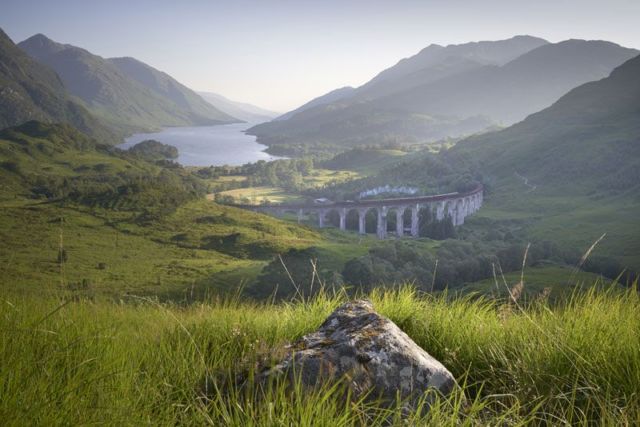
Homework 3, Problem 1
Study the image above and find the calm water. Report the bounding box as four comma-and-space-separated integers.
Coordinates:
119, 123, 283, 166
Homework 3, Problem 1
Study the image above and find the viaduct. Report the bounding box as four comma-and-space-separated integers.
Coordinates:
233, 184, 483, 239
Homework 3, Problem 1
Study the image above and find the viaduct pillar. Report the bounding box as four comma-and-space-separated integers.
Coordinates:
447, 203, 456, 226
436, 201, 445, 221
377, 207, 387, 239
396, 208, 405, 237
410, 205, 419, 237
339, 208, 347, 231
358, 209, 367, 235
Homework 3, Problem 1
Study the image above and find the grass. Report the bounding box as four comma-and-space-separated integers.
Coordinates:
209, 168, 359, 205
215, 186, 303, 204
0, 198, 320, 297
460, 265, 611, 300
481, 176, 640, 271
1, 285, 638, 425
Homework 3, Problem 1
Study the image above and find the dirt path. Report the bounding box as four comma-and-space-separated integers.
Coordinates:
514, 171, 537, 193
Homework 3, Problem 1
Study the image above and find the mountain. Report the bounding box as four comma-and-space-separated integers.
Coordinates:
455, 53, 640, 189
457, 54, 640, 270
109, 57, 239, 124
275, 36, 547, 122
18, 34, 238, 134
275, 86, 356, 121
198, 91, 278, 123
269, 36, 547, 123
384, 39, 639, 125
249, 38, 638, 153
353, 54, 640, 270
0, 28, 117, 142
355, 35, 549, 100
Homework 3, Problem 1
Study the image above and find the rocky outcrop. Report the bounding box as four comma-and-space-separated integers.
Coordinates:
261, 300, 457, 411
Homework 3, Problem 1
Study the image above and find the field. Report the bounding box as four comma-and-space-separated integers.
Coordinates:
0, 198, 320, 298
210, 169, 359, 205
1, 286, 638, 425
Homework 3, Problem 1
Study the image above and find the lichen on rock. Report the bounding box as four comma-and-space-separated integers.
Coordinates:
260, 299, 457, 411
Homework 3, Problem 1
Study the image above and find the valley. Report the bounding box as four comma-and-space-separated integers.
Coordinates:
0, 4, 639, 423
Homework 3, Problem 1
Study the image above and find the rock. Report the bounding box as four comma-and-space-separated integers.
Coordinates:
261, 299, 457, 411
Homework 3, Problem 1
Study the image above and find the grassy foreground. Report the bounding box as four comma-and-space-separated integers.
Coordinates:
1, 286, 639, 425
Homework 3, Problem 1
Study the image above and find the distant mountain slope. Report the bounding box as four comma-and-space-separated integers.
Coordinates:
386, 39, 639, 124
356, 35, 549, 101
271, 36, 547, 123
198, 91, 278, 123
0, 28, 116, 142
109, 57, 237, 123
455, 53, 640, 189
18, 34, 238, 134
275, 86, 356, 121
358, 53, 640, 194
249, 38, 638, 152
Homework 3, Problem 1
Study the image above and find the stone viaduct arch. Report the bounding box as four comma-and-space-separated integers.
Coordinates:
232, 185, 483, 240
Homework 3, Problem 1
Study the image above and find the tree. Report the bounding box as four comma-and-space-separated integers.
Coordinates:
342, 258, 374, 289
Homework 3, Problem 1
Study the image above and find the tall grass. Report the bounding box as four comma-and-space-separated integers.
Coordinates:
1, 285, 639, 425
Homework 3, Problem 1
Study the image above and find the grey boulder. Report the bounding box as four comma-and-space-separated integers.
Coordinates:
262, 299, 457, 410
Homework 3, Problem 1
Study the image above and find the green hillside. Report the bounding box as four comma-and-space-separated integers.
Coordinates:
454, 54, 640, 270
18, 34, 238, 135
456, 54, 640, 187
0, 29, 117, 142
0, 122, 319, 297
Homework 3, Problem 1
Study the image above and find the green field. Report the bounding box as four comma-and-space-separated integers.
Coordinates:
0, 198, 320, 298
211, 168, 359, 205
215, 186, 303, 204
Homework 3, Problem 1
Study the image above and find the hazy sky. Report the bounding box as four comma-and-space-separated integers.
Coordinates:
2, 0, 639, 111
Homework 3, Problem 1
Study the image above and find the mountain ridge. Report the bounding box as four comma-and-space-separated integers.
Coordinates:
0, 28, 118, 142
249, 37, 638, 151
18, 34, 239, 134
198, 91, 278, 123
274, 86, 356, 121
453, 52, 640, 187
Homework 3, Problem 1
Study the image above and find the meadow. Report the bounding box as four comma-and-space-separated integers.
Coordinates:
0, 198, 320, 298
1, 285, 638, 425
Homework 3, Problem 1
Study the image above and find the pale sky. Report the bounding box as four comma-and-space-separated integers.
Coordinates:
2, 0, 639, 112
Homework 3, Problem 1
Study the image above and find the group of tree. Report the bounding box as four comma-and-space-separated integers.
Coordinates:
198, 158, 315, 192
126, 139, 178, 161
0, 122, 206, 218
